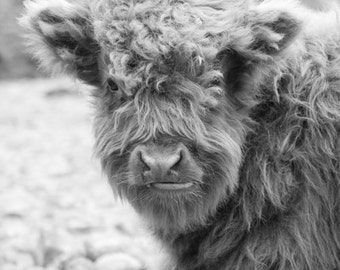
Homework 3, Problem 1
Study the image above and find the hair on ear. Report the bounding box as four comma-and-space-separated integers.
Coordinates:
217, 49, 263, 110
216, 8, 301, 111
217, 49, 254, 93
20, 0, 101, 85
250, 11, 301, 55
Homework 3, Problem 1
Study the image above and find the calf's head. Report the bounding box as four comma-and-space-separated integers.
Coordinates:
21, 0, 300, 234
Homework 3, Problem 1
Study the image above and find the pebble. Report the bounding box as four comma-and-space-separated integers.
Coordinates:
0, 250, 35, 269
95, 253, 143, 270
85, 234, 132, 259
62, 257, 95, 270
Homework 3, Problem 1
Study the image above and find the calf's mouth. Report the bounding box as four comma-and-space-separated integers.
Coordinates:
146, 181, 195, 191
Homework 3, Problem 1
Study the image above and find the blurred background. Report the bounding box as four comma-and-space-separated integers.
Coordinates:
0, 0, 38, 79
0, 1, 160, 270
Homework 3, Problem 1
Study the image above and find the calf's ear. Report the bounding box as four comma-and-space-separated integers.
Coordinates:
218, 11, 301, 109
20, 0, 101, 85
249, 10, 301, 56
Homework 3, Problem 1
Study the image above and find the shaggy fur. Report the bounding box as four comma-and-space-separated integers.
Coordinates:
21, 0, 340, 269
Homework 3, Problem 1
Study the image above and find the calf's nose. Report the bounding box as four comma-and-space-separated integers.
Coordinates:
141, 148, 182, 176
130, 144, 188, 182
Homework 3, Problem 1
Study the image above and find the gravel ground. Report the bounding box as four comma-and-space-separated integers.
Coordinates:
0, 78, 164, 270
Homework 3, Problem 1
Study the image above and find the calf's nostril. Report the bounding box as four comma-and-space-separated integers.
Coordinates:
138, 151, 151, 171
169, 150, 183, 171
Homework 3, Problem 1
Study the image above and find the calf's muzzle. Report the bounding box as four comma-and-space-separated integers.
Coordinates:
129, 143, 202, 190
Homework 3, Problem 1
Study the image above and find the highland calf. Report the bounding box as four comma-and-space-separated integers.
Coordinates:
21, 0, 340, 269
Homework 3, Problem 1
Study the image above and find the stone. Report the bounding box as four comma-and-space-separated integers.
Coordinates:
63, 257, 95, 270
95, 253, 143, 270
